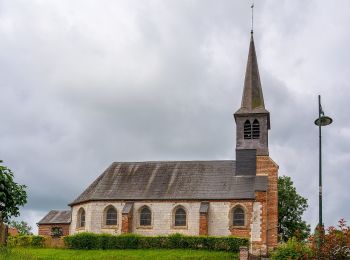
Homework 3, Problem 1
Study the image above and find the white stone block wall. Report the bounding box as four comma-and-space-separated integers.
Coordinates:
70, 201, 258, 238
250, 202, 262, 242
207, 202, 231, 236
132, 202, 200, 236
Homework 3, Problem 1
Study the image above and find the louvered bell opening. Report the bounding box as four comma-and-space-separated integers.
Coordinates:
252, 119, 260, 139
244, 120, 252, 139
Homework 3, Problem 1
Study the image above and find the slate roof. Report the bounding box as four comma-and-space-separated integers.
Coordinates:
37, 210, 71, 224
235, 32, 268, 115
69, 160, 268, 206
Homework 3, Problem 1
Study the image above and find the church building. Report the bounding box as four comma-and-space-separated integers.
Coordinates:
38, 31, 279, 252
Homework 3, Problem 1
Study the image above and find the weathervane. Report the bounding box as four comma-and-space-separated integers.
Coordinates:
251, 2, 254, 33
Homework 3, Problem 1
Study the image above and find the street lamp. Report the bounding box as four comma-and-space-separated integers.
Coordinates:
314, 95, 333, 250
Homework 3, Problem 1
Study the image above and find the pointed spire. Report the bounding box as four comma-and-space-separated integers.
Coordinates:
235, 32, 268, 115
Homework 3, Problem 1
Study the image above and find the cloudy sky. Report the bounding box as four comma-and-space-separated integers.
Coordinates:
1, 0, 349, 233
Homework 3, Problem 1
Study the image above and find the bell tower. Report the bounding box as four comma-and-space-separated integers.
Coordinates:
234, 32, 270, 156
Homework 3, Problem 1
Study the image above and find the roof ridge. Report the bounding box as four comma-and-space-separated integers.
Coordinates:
111, 160, 235, 164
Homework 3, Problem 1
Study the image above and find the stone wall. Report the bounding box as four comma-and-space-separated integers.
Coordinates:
70, 200, 262, 238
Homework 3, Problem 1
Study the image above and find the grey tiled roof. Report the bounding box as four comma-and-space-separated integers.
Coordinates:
37, 210, 71, 224
69, 160, 268, 206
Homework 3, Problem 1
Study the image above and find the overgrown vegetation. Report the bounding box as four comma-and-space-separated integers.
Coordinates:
9, 220, 32, 235
271, 219, 350, 259
64, 233, 248, 252
309, 219, 350, 259
7, 235, 45, 248
270, 237, 313, 259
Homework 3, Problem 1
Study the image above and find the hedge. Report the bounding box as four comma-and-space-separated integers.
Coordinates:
7, 235, 45, 248
63, 233, 248, 252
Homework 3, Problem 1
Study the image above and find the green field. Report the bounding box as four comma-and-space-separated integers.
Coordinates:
0, 248, 238, 259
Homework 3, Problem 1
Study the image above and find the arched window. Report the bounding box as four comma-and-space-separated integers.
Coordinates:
174, 207, 187, 227
233, 206, 245, 226
140, 206, 152, 226
77, 208, 85, 228
105, 206, 118, 225
252, 119, 260, 139
244, 120, 252, 139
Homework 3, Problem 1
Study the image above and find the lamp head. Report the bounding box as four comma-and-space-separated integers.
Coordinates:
315, 115, 333, 126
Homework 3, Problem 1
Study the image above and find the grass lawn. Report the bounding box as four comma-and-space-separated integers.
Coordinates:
0, 248, 238, 259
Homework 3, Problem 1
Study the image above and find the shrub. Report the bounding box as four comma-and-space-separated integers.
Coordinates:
7, 236, 17, 247
98, 233, 114, 249
16, 235, 32, 247
7, 235, 45, 248
63, 232, 248, 252
114, 234, 140, 249
64, 232, 99, 249
270, 237, 313, 260
309, 219, 350, 259
30, 236, 45, 247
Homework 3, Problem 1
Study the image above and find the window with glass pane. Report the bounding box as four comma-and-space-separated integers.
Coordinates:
140, 207, 151, 226
233, 207, 245, 226
175, 208, 186, 226
106, 207, 117, 225
80, 210, 85, 227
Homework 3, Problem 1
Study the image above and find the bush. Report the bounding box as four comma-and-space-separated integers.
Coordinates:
7, 235, 45, 248
270, 237, 313, 260
309, 219, 350, 259
30, 236, 45, 247
64, 232, 99, 249
63, 232, 248, 252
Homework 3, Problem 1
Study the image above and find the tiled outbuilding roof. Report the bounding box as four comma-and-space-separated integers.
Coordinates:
37, 210, 71, 224
69, 160, 268, 206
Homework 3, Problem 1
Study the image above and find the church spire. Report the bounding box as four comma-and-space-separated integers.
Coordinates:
234, 31, 270, 156
235, 32, 268, 115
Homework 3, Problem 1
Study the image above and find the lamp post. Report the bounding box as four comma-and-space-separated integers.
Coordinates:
314, 95, 333, 251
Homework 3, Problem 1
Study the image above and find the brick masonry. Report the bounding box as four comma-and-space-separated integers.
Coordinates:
121, 213, 132, 234
68, 157, 279, 253
38, 224, 70, 237
199, 213, 208, 235
256, 156, 279, 250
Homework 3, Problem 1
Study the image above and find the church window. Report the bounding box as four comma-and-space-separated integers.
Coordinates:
244, 120, 252, 139
140, 206, 152, 226
252, 119, 260, 139
233, 206, 245, 226
174, 207, 187, 227
105, 206, 118, 225
77, 208, 85, 228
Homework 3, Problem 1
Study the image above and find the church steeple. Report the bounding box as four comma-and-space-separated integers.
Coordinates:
234, 32, 270, 156
236, 32, 268, 116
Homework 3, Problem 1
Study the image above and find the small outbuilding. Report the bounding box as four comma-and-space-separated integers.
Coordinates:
37, 210, 71, 237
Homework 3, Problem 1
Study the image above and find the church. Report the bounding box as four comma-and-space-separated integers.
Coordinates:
38, 31, 279, 253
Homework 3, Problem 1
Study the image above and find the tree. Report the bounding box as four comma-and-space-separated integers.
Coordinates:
9, 220, 32, 235
278, 175, 310, 241
0, 160, 27, 223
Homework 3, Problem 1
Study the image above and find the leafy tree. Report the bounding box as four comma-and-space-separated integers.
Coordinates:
9, 220, 32, 235
278, 175, 310, 241
0, 160, 27, 223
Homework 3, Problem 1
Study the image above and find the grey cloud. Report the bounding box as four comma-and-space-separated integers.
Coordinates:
0, 0, 349, 233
